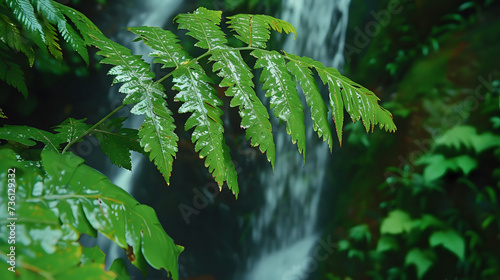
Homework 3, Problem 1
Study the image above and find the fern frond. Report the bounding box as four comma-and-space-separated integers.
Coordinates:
252, 49, 306, 157
286, 54, 333, 151
5, 0, 45, 48
227, 14, 296, 48
0, 55, 29, 98
54, 118, 91, 145
129, 25, 239, 194
128, 26, 190, 69
173, 65, 239, 196
33, 0, 88, 63
54, 2, 99, 45
39, 16, 62, 60
210, 48, 275, 168
88, 29, 178, 185
134, 84, 178, 185
285, 54, 397, 145
174, 7, 227, 50
0, 7, 35, 66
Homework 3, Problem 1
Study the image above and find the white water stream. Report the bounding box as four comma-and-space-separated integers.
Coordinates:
242, 0, 350, 279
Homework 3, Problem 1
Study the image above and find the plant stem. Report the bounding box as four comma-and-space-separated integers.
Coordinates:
155, 47, 259, 84
61, 104, 126, 154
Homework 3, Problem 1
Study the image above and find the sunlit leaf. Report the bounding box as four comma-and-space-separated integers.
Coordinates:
429, 230, 465, 260
405, 248, 435, 279
376, 235, 399, 252
380, 209, 412, 234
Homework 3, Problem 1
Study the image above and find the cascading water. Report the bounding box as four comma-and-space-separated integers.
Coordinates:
241, 0, 350, 279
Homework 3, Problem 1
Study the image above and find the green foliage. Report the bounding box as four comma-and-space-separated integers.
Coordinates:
0, 148, 182, 279
327, 120, 500, 279
227, 13, 296, 49
0, 2, 397, 279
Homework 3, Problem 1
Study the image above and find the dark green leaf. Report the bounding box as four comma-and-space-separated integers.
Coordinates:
405, 248, 435, 279
429, 230, 465, 260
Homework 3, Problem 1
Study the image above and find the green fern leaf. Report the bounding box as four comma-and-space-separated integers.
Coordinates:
0, 8, 35, 66
136, 94, 179, 185
227, 14, 296, 48
210, 48, 275, 168
173, 65, 239, 196
286, 53, 333, 151
174, 7, 227, 50
5, 0, 45, 48
0, 108, 5, 118
252, 49, 306, 157
89, 29, 178, 185
40, 16, 62, 60
33, 0, 88, 63
286, 54, 396, 144
127, 26, 190, 69
0, 56, 29, 98
54, 118, 91, 145
129, 25, 238, 193
54, 2, 100, 45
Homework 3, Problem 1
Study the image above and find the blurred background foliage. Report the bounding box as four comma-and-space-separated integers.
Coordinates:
324, 0, 500, 279
1, 0, 499, 279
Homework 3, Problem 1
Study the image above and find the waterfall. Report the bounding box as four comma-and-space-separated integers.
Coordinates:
241, 0, 351, 279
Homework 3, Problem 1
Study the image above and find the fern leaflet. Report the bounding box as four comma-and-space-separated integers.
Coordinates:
129, 25, 239, 195
88, 29, 178, 185
5, 0, 45, 48
174, 7, 227, 50
0, 4, 35, 66
128, 26, 190, 69
210, 48, 276, 168
173, 65, 239, 196
285, 54, 396, 145
0, 55, 29, 98
227, 14, 297, 48
39, 16, 62, 60
34, 0, 89, 63
286, 54, 333, 151
253, 49, 306, 157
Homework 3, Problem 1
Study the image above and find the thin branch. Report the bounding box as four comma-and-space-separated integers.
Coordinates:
61, 104, 126, 154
